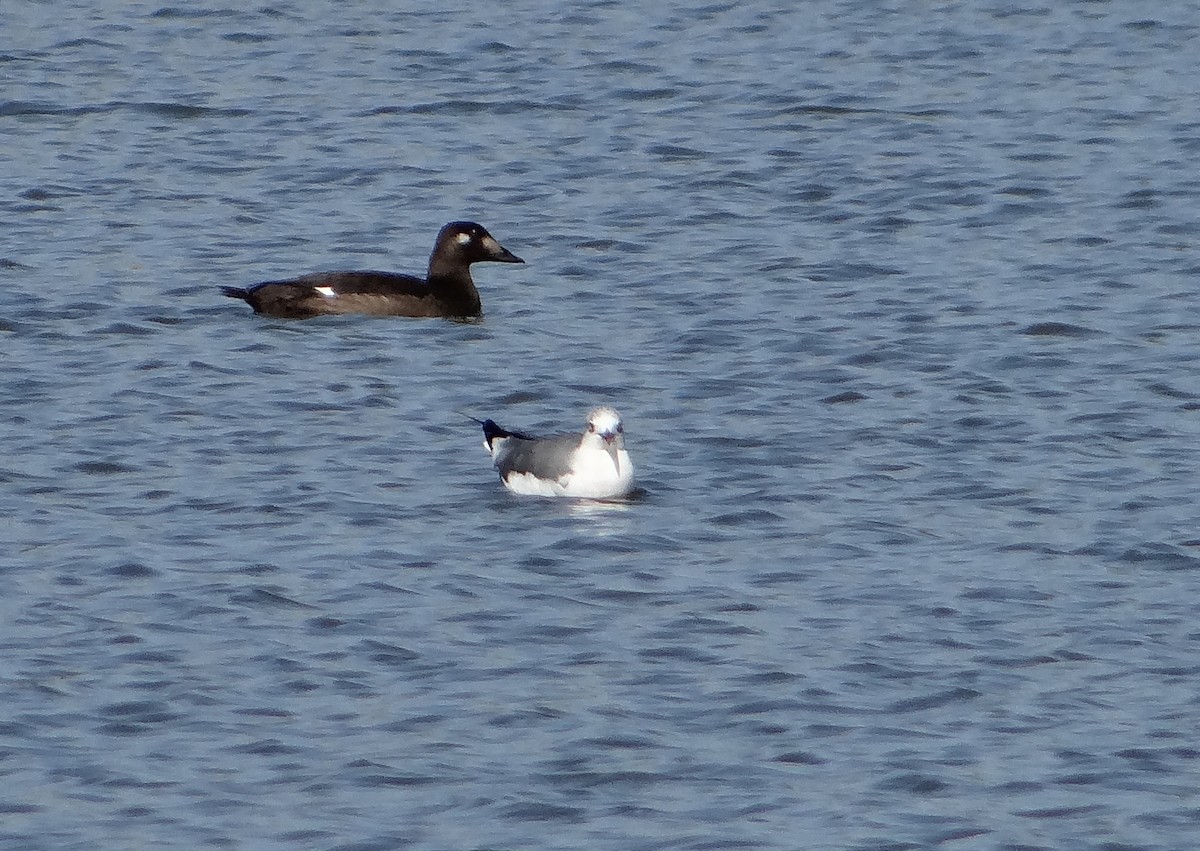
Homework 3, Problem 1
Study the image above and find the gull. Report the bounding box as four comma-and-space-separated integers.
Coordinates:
473, 407, 635, 499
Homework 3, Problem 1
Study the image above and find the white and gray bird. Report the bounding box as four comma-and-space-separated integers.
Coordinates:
475, 407, 635, 499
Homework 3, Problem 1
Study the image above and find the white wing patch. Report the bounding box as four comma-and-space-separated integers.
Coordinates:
314, 286, 337, 298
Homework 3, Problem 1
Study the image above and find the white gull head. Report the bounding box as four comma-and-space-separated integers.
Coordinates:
583, 407, 624, 446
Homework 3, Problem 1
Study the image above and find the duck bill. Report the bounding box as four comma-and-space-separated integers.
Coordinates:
483, 236, 524, 264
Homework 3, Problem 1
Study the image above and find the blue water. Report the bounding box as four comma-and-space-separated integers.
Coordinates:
4, 1, 1200, 848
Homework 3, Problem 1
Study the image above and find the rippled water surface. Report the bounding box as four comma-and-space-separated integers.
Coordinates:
5, 1, 1200, 849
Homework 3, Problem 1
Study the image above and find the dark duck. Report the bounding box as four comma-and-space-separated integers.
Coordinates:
221, 221, 524, 319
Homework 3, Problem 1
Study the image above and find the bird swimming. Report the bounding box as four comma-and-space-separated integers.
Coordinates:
473, 407, 635, 499
221, 221, 524, 319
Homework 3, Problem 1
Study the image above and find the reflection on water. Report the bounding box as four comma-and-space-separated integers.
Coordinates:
565, 494, 637, 532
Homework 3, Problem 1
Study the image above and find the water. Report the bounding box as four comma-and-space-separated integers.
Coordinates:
4, 1, 1200, 848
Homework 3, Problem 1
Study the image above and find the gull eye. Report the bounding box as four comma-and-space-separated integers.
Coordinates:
616, 424, 623, 433
588, 423, 596, 432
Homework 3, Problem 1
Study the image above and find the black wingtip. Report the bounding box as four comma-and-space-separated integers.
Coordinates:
482, 418, 530, 451
481, 418, 508, 442
459, 411, 508, 449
